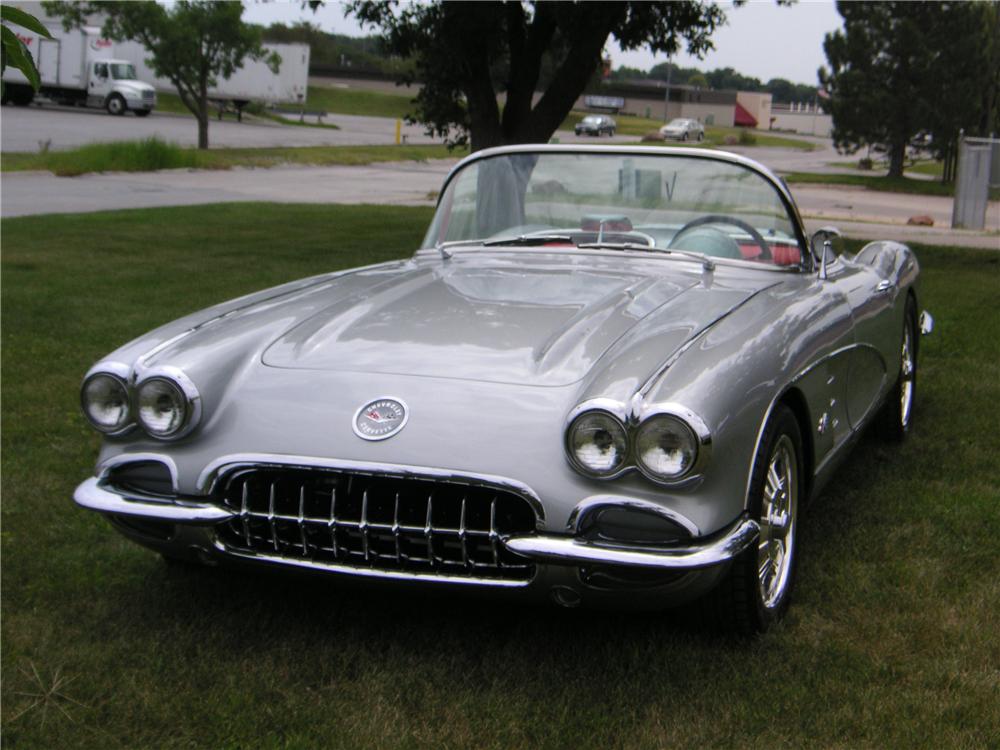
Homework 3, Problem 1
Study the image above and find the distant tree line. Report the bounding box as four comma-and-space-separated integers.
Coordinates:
262, 21, 415, 77
608, 63, 819, 104
262, 19, 813, 104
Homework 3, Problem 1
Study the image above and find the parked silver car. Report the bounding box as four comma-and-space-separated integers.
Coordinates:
575, 114, 616, 137
660, 118, 705, 141
75, 146, 931, 632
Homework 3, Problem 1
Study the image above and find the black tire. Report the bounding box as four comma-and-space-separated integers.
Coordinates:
682, 132, 689, 141
697, 132, 704, 142
702, 403, 803, 634
106, 93, 126, 116
134, 109, 151, 117
9, 85, 34, 106
876, 299, 918, 442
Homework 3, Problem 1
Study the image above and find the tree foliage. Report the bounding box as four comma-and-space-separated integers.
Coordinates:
346, 1, 726, 151
43, 1, 277, 148
820, 1, 999, 179
1, 5, 53, 92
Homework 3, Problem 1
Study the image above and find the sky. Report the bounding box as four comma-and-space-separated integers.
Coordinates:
241, 0, 844, 87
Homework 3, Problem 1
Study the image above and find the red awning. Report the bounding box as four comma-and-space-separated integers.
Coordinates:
734, 101, 757, 127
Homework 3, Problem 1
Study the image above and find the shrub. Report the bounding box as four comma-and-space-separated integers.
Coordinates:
738, 128, 757, 146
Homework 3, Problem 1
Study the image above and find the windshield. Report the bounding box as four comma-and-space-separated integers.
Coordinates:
666, 119, 689, 128
582, 116, 601, 124
422, 150, 804, 267
110, 63, 137, 80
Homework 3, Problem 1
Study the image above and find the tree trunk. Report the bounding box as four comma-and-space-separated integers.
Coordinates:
887, 140, 906, 178
197, 109, 209, 149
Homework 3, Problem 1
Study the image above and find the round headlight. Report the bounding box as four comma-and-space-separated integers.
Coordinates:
137, 377, 189, 438
81, 373, 131, 434
567, 411, 629, 476
635, 415, 698, 480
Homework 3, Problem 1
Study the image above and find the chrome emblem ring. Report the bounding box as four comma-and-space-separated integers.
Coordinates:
353, 397, 408, 441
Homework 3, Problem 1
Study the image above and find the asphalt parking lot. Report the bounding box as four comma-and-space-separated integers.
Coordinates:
0, 101, 637, 152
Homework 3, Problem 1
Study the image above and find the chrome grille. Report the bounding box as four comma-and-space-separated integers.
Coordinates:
215, 468, 537, 581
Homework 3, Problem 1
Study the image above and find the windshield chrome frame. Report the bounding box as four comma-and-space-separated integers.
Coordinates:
428, 144, 813, 273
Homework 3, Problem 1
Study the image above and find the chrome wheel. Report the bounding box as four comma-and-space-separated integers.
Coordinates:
899, 323, 914, 429
758, 434, 798, 609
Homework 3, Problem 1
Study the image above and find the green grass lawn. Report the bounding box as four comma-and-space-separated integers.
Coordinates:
305, 84, 416, 119
2, 204, 999, 747
1, 139, 465, 176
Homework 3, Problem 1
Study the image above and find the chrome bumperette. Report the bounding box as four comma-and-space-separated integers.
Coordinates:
505, 514, 758, 571
73, 477, 234, 524
919, 310, 934, 336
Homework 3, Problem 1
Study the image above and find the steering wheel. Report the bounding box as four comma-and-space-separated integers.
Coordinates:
670, 215, 772, 260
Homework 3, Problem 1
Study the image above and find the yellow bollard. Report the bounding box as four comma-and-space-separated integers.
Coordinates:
395, 119, 401, 145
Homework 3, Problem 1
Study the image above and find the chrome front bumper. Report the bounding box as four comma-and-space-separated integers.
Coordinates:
74, 477, 758, 573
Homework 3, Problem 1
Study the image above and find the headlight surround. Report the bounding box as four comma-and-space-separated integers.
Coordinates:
634, 414, 699, 481
566, 410, 629, 477
136, 377, 190, 438
81, 372, 132, 434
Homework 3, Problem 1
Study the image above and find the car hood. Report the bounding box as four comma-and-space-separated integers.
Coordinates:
258, 254, 768, 387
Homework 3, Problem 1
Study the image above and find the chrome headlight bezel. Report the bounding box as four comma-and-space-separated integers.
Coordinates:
565, 404, 631, 479
80, 365, 134, 436
634, 414, 699, 482
134, 367, 202, 440
564, 400, 712, 487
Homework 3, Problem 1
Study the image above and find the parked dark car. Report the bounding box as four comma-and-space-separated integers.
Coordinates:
575, 115, 616, 137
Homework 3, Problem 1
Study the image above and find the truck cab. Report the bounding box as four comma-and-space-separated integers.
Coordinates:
88, 59, 157, 116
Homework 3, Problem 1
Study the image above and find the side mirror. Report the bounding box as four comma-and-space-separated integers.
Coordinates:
810, 226, 842, 280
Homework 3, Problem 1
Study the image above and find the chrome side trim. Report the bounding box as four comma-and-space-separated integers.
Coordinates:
919, 310, 934, 336
567, 496, 701, 537
73, 477, 234, 524
211, 540, 531, 588
505, 514, 758, 570
195, 453, 546, 528
97, 452, 180, 493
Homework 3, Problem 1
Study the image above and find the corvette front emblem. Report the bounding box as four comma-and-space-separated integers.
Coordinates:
353, 398, 408, 441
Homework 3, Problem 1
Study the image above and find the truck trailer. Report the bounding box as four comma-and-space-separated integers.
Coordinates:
117, 41, 310, 115
1, 24, 157, 115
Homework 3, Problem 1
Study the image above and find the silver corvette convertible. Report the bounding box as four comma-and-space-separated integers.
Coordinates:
75, 146, 932, 632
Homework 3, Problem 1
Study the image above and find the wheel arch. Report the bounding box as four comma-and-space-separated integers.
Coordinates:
777, 386, 815, 502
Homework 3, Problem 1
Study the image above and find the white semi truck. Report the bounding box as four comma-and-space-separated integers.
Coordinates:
1, 24, 157, 115
117, 41, 310, 117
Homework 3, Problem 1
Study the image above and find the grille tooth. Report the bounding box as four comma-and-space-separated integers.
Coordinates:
216, 468, 536, 582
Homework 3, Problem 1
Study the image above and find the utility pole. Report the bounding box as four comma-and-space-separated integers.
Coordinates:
663, 58, 672, 122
